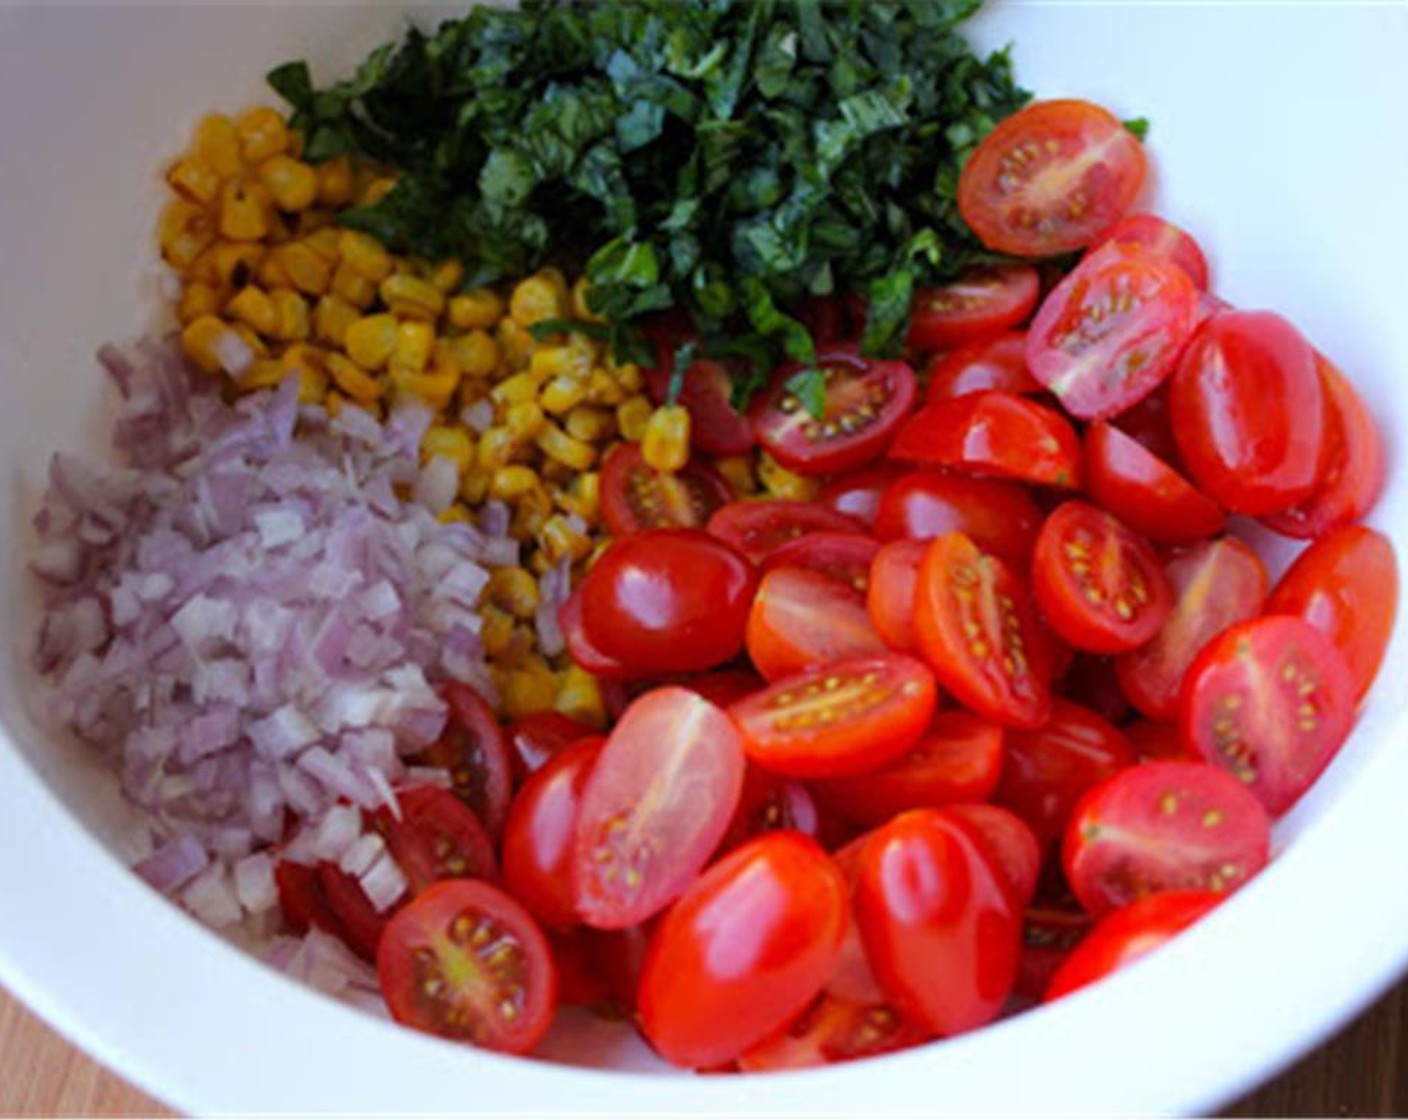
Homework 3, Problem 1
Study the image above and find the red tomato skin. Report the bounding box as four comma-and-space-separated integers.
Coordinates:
506, 712, 597, 786
275, 859, 350, 941
746, 566, 887, 682
737, 993, 928, 1071
1124, 719, 1195, 763
1180, 616, 1357, 816
420, 682, 513, 838
826, 835, 889, 1006
889, 391, 1083, 490
818, 464, 909, 529
1044, 890, 1222, 1002
502, 738, 605, 930
1084, 421, 1226, 545
907, 266, 1041, 351
1026, 241, 1199, 421
707, 499, 864, 565
315, 863, 388, 962
373, 784, 500, 892
1266, 525, 1398, 700
925, 331, 1042, 403
719, 765, 824, 854
599, 443, 734, 538
1097, 213, 1210, 289
1062, 760, 1271, 918
944, 803, 1042, 910
867, 538, 928, 653
637, 832, 849, 1068
643, 348, 756, 456
855, 809, 1021, 1036
958, 99, 1147, 257
761, 531, 880, 593
1015, 905, 1092, 1002
578, 528, 757, 676
681, 667, 766, 709
874, 470, 1044, 564
1170, 310, 1326, 515
559, 587, 632, 680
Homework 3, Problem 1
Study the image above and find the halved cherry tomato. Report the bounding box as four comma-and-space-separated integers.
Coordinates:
1057, 653, 1133, 727
817, 464, 908, 528
1261, 354, 1385, 539
377, 879, 557, 1054
373, 784, 500, 892
812, 711, 1004, 826
1266, 525, 1398, 701
729, 654, 937, 779
1015, 905, 1092, 1002
874, 470, 1043, 564
1032, 501, 1174, 654
502, 737, 605, 929
913, 532, 1053, 729
1115, 537, 1269, 721
638, 832, 848, 1068
1097, 213, 1210, 289
643, 346, 755, 456
889, 391, 1082, 490
761, 531, 879, 593
579, 921, 656, 1015
707, 499, 863, 565
1044, 890, 1222, 1002
924, 330, 1042, 403
907, 266, 1041, 351
316, 862, 389, 962
275, 859, 350, 941
958, 99, 1147, 257
827, 836, 888, 1006
416, 682, 512, 838
549, 927, 611, 1009
1124, 719, 1193, 763
867, 538, 927, 653
944, 803, 1042, 910
748, 345, 918, 476
505, 711, 597, 785
1181, 616, 1357, 816
737, 994, 929, 1071
558, 587, 630, 679
719, 764, 824, 853
1063, 760, 1271, 917
996, 698, 1135, 848
576, 528, 756, 676
572, 688, 745, 929
1084, 420, 1225, 545
599, 443, 733, 537
681, 667, 766, 709
1112, 381, 1182, 466
1170, 310, 1326, 515
855, 809, 1021, 1036
746, 567, 887, 682
1026, 241, 1198, 421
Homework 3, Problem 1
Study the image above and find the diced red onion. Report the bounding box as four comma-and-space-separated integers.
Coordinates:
181, 862, 242, 928
338, 832, 387, 879
415, 454, 460, 515
133, 833, 209, 895
359, 850, 409, 914
461, 398, 494, 434
232, 851, 277, 915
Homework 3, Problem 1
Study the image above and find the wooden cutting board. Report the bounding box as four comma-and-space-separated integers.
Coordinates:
2, 977, 1405, 1116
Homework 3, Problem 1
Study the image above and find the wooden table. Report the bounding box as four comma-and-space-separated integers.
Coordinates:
2, 977, 1406, 1116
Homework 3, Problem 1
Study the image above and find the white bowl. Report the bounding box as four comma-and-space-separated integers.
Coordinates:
2, 2, 1406, 1114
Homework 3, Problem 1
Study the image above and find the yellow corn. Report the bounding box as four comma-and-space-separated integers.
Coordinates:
390, 364, 458, 409
235, 106, 289, 164
491, 371, 541, 408
530, 345, 591, 383
344, 313, 398, 370
390, 320, 435, 376
338, 230, 393, 283
535, 422, 595, 472
158, 199, 216, 269
236, 358, 288, 392
611, 360, 645, 395
181, 315, 253, 376
460, 466, 492, 505
193, 114, 243, 178
207, 241, 264, 288
429, 259, 465, 293
297, 210, 338, 241
561, 472, 600, 523
255, 250, 290, 289
509, 270, 568, 328
422, 425, 475, 474
486, 567, 540, 620
587, 366, 628, 406
502, 658, 558, 720
448, 288, 505, 331
555, 665, 606, 729
325, 353, 383, 403
316, 157, 356, 207
488, 466, 540, 503
167, 157, 222, 208
276, 242, 331, 296
480, 606, 516, 659
539, 375, 587, 416
563, 404, 616, 443
380, 274, 445, 321
476, 428, 519, 472
258, 155, 318, 212
642, 404, 691, 472
177, 282, 225, 325
715, 454, 757, 496
312, 294, 359, 348
218, 179, 272, 241
439, 503, 473, 525
758, 451, 819, 502
511, 487, 554, 540
497, 318, 536, 371
450, 330, 501, 380
616, 395, 654, 442
540, 512, 593, 565
225, 286, 278, 336
504, 401, 546, 441
359, 176, 397, 206
329, 262, 378, 310
269, 288, 310, 341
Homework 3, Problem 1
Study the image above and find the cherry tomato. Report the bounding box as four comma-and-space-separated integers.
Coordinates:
1026, 241, 1198, 421
793, 294, 849, 345
415, 682, 512, 838
1058, 653, 1134, 727
1124, 719, 1193, 763
373, 784, 500, 892
748, 345, 918, 476
637, 832, 848, 1068
549, 927, 611, 1009
746, 566, 887, 682
913, 532, 1053, 729
736, 994, 929, 1071
377, 879, 557, 1054
707, 499, 863, 565
719, 765, 824, 853
890, 390, 1083, 490
1032, 500, 1174, 654
812, 711, 1004, 826
874, 469, 1043, 564
996, 698, 1136, 848
729, 654, 938, 779
906, 266, 1041, 351
1112, 381, 1182, 466
558, 587, 631, 679
959, 99, 1146, 257
1170, 310, 1326, 515
867, 538, 927, 653
944, 803, 1042, 910
924, 330, 1042, 403
573, 687, 745, 928
505, 711, 597, 785
1261, 354, 1385, 539
817, 464, 908, 529
274, 859, 350, 941
1097, 213, 1210, 289
577, 528, 756, 676
599, 442, 733, 537
643, 345, 755, 457
1084, 420, 1225, 545
827, 836, 888, 1006
1015, 905, 1092, 1002
1181, 616, 1357, 816
314, 862, 389, 962
502, 738, 605, 929
579, 922, 655, 1015
1266, 525, 1398, 700
855, 809, 1021, 1036
681, 666, 766, 709
1063, 761, 1271, 917
761, 531, 879, 593
1115, 537, 1269, 721
1044, 890, 1223, 1002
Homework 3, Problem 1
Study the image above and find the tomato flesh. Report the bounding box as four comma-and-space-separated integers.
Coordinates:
416, 682, 512, 838
746, 566, 887, 682
867, 538, 927, 653
925, 330, 1042, 403
737, 994, 928, 1071
907, 266, 1041, 351
599, 443, 733, 537
707, 499, 863, 565
373, 784, 500, 892
761, 531, 879, 593
1084, 420, 1225, 545
1097, 213, 1210, 289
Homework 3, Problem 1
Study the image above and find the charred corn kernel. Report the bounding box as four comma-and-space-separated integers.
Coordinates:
422, 425, 475, 474
325, 353, 383, 403
269, 288, 311, 341
540, 459, 575, 488
329, 262, 378, 309
360, 176, 397, 207
338, 230, 393, 283
391, 365, 458, 409
512, 488, 554, 540
159, 200, 216, 269
258, 155, 318, 212
234, 358, 287, 392
177, 282, 225, 325
345, 313, 398, 370
587, 366, 628, 406
540, 513, 593, 565
570, 276, 604, 323
277, 242, 331, 296
218, 179, 272, 241
225, 286, 278, 336
429, 259, 465, 293
235, 106, 289, 164
448, 288, 505, 331
316, 157, 356, 207
181, 315, 246, 375
480, 606, 515, 658
460, 466, 492, 505
758, 451, 819, 502
502, 660, 558, 720
380, 274, 445, 321
477, 427, 519, 471
451, 330, 501, 380
563, 472, 600, 522
312, 294, 359, 347
486, 567, 540, 620
209, 241, 264, 288
535, 422, 596, 472
166, 157, 221, 207
439, 503, 473, 525
509, 271, 568, 329
715, 454, 757, 496
193, 114, 242, 178
488, 466, 539, 502
504, 401, 546, 440
642, 404, 691, 473
491, 371, 541, 408
563, 404, 616, 443
255, 250, 290, 289
555, 665, 606, 729
497, 318, 536, 372
616, 395, 653, 441
390, 320, 436, 376
540, 375, 587, 416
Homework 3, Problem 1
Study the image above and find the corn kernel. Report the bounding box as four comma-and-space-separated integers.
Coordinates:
236, 358, 288, 393
177, 282, 226, 325
529, 346, 589, 385
225, 286, 278, 336
504, 401, 546, 441
259, 154, 318, 212
264, 209, 293, 246
489, 466, 540, 503
429, 259, 465, 293
540, 513, 593, 565
561, 472, 601, 523
193, 114, 242, 178
208, 241, 264, 288
509, 271, 568, 328
502, 660, 558, 720
276, 242, 331, 296
166, 157, 222, 208
563, 404, 616, 443
316, 157, 356, 207
759, 450, 819, 502
477, 428, 519, 471
330, 262, 378, 310
448, 288, 505, 331
338, 230, 393, 283
486, 568, 541, 620
391, 320, 435, 375
460, 466, 492, 505
218, 178, 271, 241
616, 395, 653, 442
422, 425, 475, 474
439, 503, 473, 525
641, 404, 691, 473
380, 274, 446, 321
269, 288, 311, 342
180, 315, 244, 376
235, 106, 289, 164
491, 371, 542, 408
540, 459, 575, 487
555, 665, 606, 729
390, 364, 458, 410
158, 199, 216, 269
359, 176, 398, 206
280, 345, 329, 402
587, 367, 628, 406
480, 606, 516, 658
255, 251, 290, 289
312, 294, 359, 348
570, 276, 604, 323
230, 321, 269, 360
325, 353, 383, 403
297, 210, 338, 240
612, 360, 644, 394
536, 422, 596, 472
538, 375, 587, 416
714, 454, 757, 496
511, 488, 554, 540
345, 313, 399, 370
497, 318, 536, 372
451, 330, 501, 380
